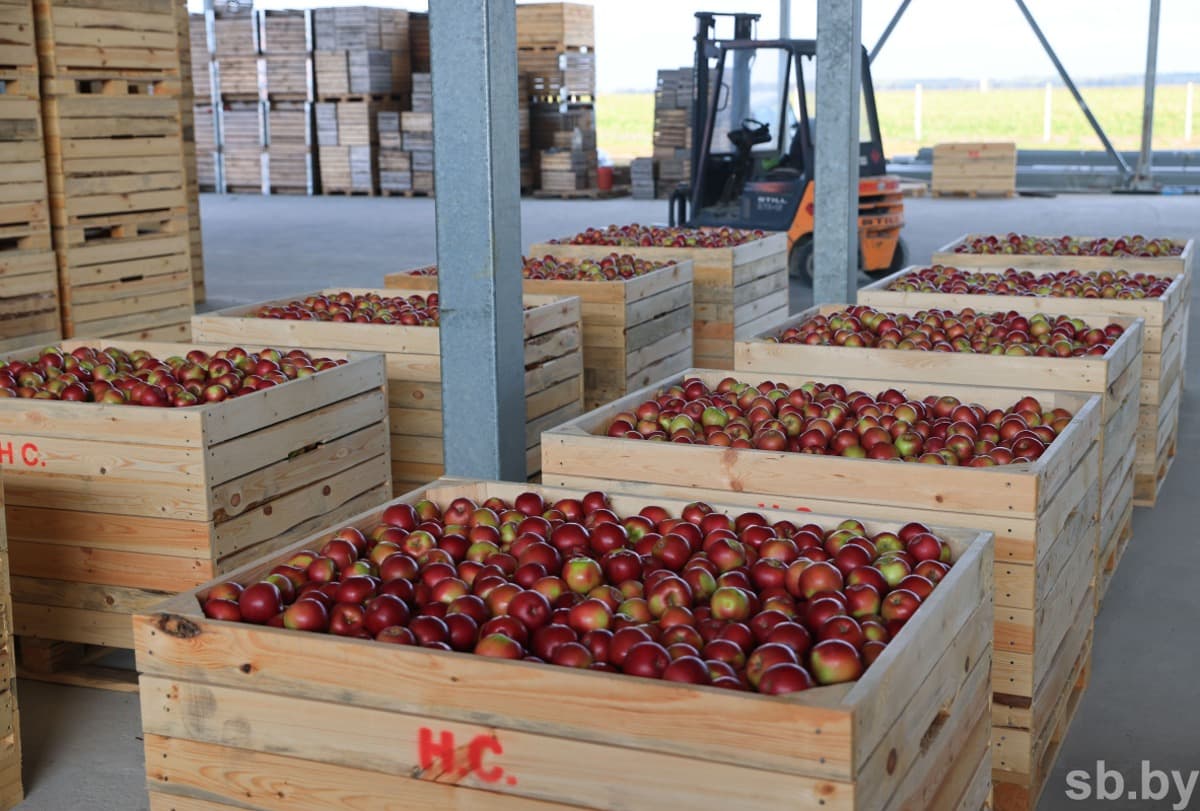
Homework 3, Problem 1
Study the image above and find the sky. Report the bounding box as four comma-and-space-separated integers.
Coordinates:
189, 0, 1200, 92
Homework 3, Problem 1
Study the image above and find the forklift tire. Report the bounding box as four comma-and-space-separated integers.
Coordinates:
789, 238, 815, 281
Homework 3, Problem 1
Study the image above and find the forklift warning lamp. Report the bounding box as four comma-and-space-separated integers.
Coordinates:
804, 202, 815, 216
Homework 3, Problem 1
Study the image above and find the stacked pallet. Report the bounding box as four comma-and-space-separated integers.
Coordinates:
399, 103, 432, 195
188, 14, 216, 190
631, 156, 657, 199
0, 0, 59, 352
221, 102, 264, 192
516, 2, 594, 100
261, 10, 313, 194
175, 0, 205, 304
314, 8, 411, 195
532, 102, 597, 193
377, 109, 409, 194
35, 0, 194, 341
932, 142, 1017, 198
653, 67, 694, 196
212, 6, 257, 98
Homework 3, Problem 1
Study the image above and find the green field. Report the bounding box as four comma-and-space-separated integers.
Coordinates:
597, 84, 1198, 162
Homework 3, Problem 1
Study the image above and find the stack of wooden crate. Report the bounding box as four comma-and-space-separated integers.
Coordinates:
931, 142, 1018, 198
35, 0, 194, 341
532, 102, 597, 194
516, 3, 594, 100
188, 14, 216, 191
0, 0, 59, 352
262, 10, 313, 194
377, 109, 409, 195
652, 67, 694, 196
175, 0, 206, 304
398, 95, 432, 196
212, 6, 262, 192
631, 156, 657, 199
314, 7, 411, 195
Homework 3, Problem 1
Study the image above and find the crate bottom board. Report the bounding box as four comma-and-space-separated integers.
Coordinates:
1133, 422, 1178, 507
988, 628, 1094, 811
16, 637, 137, 693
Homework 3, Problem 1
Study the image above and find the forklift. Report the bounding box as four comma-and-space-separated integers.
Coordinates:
669, 12, 907, 280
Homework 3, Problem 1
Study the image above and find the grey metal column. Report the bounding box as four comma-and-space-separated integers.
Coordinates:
813, 0, 861, 305
868, 0, 911, 63
1013, 0, 1132, 178
429, 0, 526, 481
1133, 0, 1161, 187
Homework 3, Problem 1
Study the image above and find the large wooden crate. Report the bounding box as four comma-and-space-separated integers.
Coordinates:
0, 340, 391, 678
385, 261, 696, 409
191, 289, 583, 485
528, 231, 788, 368
0, 480, 22, 809
543, 369, 1102, 809
736, 305, 1143, 607
0, 0, 59, 352
932, 234, 1195, 276
33, 0, 195, 339
931, 142, 1016, 198
516, 2, 594, 49
175, 0, 205, 304
869, 258, 1189, 509
134, 478, 992, 811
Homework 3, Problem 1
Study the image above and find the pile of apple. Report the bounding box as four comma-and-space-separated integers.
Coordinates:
0, 345, 343, 406
954, 233, 1182, 257
255, 291, 439, 326
604, 375, 1072, 466
400, 254, 676, 283
885, 265, 1173, 300
775, 305, 1123, 356
551, 224, 767, 249
204, 491, 959, 694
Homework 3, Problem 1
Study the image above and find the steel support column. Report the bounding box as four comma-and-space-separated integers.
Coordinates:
1133, 0, 1161, 187
813, 0, 861, 305
869, 0, 911, 63
1014, 0, 1132, 178
429, 0, 526, 480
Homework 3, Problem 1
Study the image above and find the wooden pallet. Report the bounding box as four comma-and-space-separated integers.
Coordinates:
192, 289, 584, 487
532, 185, 630, 200
380, 188, 431, 198
529, 231, 788, 369
542, 369, 1102, 803
17, 637, 137, 692
134, 478, 992, 811
932, 190, 1016, 200
737, 304, 1142, 612
0, 340, 391, 677
861, 260, 1190, 514
386, 262, 695, 410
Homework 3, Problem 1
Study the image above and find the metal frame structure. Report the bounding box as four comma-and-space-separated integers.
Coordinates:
865, 0, 1168, 190
429, 0, 527, 480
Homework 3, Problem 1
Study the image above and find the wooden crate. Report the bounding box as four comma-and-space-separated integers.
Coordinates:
931, 142, 1016, 198
260, 9, 307, 54
542, 369, 1101, 807
314, 49, 409, 99
874, 256, 1190, 509
175, 0, 205, 304
317, 145, 375, 194
133, 478, 992, 811
516, 2, 594, 49
385, 262, 695, 410
191, 289, 584, 485
736, 305, 1143, 608
214, 54, 258, 97
0, 339, 391, 686
0, 478, 22, 809
34, 0, 195, 339
0, 1, 59, 352
528, 231, 788, 368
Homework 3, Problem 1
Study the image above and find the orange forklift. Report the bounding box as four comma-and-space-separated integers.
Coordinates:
669, 12, 907, 280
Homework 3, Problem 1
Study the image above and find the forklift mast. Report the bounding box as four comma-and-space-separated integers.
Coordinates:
690, 12, 759, 184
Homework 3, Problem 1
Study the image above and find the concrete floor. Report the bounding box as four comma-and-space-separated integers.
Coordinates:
13, 192, 1200, 810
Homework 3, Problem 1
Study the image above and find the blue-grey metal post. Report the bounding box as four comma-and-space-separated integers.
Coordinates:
813, 0, 861, 304
429, 0, 526, 480
1134, 0, 1161, 188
